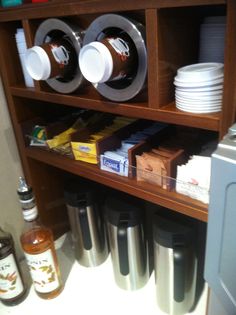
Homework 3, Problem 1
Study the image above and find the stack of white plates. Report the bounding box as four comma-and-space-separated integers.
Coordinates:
174, 62, 224, 114
15, 28, 34, 88
199, 16, 226, 63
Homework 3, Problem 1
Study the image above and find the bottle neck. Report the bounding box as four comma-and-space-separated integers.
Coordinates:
22, 205, 38, 222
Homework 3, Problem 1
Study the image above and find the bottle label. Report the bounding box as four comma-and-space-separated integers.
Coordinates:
25, 249, 60, 293
0, 254, 24, 300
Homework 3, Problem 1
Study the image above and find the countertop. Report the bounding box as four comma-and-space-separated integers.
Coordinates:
0, 234, 208, 315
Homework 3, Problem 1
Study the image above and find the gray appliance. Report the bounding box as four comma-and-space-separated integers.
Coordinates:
153, 215, 197, 315
105, 196, 149, 290
204, 123, 236, 315
64, 182, 108, 267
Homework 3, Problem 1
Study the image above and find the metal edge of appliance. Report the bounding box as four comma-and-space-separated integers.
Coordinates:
83, 14, 147, 102
35, 18, 84, 94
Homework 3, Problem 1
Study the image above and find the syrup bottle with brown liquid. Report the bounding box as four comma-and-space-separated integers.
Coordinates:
18, 177, 63, 299
0, 227, 27, 306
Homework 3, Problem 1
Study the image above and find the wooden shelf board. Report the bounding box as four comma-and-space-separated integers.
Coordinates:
11, 86, 220, 131
25, 147, 208, 222
158, 102, 220, 131
0, 0, 225, 22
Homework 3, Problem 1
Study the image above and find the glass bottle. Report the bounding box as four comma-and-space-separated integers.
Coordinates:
0, 227, 27, 306
18, 177, 63, 299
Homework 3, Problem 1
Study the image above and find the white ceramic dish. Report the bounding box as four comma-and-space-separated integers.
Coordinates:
176, 62, 224, 83
175, 100, 222, 108
175, 95, 222, 103
174, 74, 224, 84
175, 94, 222, 102
175, 84, 223, 92
176, 105, 222, 113
175, 89, 222, 97
174, 77, 224, 88
175, 101, 222, 108
176, 104, 221, 113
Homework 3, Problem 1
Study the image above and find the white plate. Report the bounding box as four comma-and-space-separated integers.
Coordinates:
176, 62, 224, 82
175, 103, 222, 110
176, 105, 222, 112
175, 73, 223, 84
174, 77, 224, 88
175, 100, 222, 108
176, 104, 221, 114
175, 99, 222, 106
175, 93, 222, 102
175, 99, 222, 107
175, 89, 222, 97
175, 97, 222, 105
175, 84, 223, 92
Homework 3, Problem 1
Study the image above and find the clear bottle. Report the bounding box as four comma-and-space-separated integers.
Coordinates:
18, 177, 63, 299
0, 227, 27, 306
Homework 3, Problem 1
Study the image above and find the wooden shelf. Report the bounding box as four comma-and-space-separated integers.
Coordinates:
1, 0, 233, 233
0, 0, 225, 22
11, 86, 220, 131
25, 146, 208, 222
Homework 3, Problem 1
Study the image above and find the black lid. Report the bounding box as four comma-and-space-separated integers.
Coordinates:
64, 179, 95, 207
153, 215, 194, 248
105, 195, 143, 227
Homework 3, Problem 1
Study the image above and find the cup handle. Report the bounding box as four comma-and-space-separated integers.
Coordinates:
79, 207, 92, 250
173, 247, 186, 302
117, 214, 129, 276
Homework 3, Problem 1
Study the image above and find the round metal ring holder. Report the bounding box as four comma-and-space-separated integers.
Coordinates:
34, 18, 84, 94
83, 14, 147, 102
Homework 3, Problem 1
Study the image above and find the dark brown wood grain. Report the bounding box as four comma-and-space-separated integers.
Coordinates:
0, 0, 226, 22
10, 87, 221, 130
0, 0, 233, 230
219, 0, 236, 138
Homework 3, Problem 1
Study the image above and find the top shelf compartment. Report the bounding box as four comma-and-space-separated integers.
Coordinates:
1, 3, 226, 132
0, 0, 226, 22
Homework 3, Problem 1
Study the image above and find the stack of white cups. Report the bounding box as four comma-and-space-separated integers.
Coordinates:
15, 28, 34, 88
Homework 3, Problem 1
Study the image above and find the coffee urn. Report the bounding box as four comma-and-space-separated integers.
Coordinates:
64, 182, 108, 267
105, 196, 149, 290
153, 215, 197, 315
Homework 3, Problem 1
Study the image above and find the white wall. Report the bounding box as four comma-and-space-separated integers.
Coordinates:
0, 76, 25, 259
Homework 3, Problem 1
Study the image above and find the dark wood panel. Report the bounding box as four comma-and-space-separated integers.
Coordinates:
219, 0, 236, 138
25, 147, 208, 222
0, 0, 225, 22
10, 87, 220, 130
158, 102, 220, 131
27, 158, 69, 238
145, 9, 159, 108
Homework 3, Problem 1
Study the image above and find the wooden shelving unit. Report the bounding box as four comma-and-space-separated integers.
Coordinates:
0, 0, 235, 234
